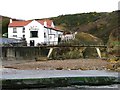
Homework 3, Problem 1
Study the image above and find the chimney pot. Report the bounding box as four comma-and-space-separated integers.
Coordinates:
10, 19, 12, 23
44, 21, 47, 27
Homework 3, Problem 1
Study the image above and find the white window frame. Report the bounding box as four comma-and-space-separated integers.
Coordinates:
22, 27, 25, 33
13, 35, 17, 37
13, 28, 17, 33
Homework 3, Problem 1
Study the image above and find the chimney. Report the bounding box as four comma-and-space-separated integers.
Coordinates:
10, 19, 12, 23
51, 22, 55, 28
44, 21, 47, 27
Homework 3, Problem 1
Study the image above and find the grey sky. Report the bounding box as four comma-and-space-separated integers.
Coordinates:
0, 0, 119, 20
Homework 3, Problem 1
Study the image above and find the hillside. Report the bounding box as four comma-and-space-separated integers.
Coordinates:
0, 16, 10, 37
0, 15, 21, 37
107, 28, 120, 58
51, 11, 119, 44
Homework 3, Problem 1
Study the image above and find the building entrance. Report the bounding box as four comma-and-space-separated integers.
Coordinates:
30, 40, 35, 46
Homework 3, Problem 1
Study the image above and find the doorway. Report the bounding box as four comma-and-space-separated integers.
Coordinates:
30, 40, 35, 46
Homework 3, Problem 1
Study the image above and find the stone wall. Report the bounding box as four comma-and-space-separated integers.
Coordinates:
1, 47, 49, 60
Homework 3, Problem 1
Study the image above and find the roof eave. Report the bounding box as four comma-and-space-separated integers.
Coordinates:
44, 26, 63, 32
8, 26, 24, 27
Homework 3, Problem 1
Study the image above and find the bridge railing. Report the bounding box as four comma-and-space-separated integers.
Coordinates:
1, 40, 107, 47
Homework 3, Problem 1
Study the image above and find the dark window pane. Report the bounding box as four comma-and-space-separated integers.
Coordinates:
30, 31, 38, 38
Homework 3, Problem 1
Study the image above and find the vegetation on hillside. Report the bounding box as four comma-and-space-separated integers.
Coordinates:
0, 16, 10, 36
51, 11, 119, 44
107, 29, 120, 58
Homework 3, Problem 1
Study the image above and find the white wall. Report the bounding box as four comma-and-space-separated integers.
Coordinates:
25, 20, 44, 46
58, 31, 63, 36
44, 28, 63, 45
44, 28, 49, 43
61, 34, 74, 41
8, 27, 24, 39
51, 30, 58, 44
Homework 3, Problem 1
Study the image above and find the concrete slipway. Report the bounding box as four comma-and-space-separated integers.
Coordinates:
0, 68, 120, 89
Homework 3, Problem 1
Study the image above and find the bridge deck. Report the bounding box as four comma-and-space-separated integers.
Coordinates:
1, 45, 107, 48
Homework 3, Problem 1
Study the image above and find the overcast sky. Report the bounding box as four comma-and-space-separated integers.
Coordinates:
0, 0, 119, 20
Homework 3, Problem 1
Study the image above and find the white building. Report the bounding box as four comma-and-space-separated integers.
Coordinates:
8, 19, 63, 46
61, 32, 77, 41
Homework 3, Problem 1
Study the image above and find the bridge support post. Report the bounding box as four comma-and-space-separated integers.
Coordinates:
15, 48, 21, 60
47, 48, 53, 58
96, 47, 101, 58
6, 47, 15, 60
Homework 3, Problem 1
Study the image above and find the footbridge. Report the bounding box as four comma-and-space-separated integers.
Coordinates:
44, 44, 107, 58
1, 44, 107, 60
31, 44, 107, 48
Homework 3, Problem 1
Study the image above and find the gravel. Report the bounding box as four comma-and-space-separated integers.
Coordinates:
3, 59, 110, 70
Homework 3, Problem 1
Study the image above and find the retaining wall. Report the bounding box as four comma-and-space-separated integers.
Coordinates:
1, 47, 49, 60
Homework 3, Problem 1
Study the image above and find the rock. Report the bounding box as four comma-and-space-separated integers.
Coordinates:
56, 67, 63, 70
106, 63, 117, 70
115, 67, 120, 72
67, 68, 71, 70
35, 57, 48, 61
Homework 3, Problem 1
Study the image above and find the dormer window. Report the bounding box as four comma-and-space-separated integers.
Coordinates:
13, 28, 17, 33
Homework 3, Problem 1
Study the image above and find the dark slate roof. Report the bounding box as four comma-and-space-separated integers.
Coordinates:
0, 38, 22, 44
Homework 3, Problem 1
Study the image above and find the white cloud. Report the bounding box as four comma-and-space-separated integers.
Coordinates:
0, 0, 119, 20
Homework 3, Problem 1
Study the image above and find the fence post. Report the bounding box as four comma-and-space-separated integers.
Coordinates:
6, 47, 15, 60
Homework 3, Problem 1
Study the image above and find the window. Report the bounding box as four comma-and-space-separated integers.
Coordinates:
49, 36, 52, 39
30, 31, 38, 38
13, 28, 17, 33
58, 34, 61, 37
23, 35, 25, 38
22, 27, 25, 33
13, 35, 17, 37
50, 29, 52, 34
48, 29, 52, 34
44, 32, 46, 38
